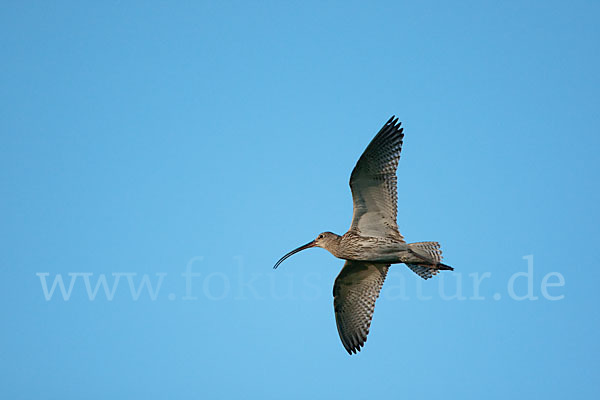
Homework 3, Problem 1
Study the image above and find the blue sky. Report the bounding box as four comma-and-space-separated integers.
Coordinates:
1, 1, 599, 399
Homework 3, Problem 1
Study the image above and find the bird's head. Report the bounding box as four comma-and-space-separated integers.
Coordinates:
314, 231, 340, 248
273, 232, 341, 269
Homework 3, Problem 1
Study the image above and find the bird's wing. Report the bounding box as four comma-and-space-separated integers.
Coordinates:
349, 116, 405, 241
333, 260, 389, 355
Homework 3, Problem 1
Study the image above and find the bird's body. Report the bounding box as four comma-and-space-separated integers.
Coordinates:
274, 116, 454, 354
307, 231, 404, 261
321, 231, 454, 267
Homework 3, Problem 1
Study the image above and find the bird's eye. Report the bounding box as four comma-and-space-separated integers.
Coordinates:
318, 234, 324, 239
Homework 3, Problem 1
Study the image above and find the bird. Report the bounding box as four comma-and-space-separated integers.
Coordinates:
273, 116, 453, 355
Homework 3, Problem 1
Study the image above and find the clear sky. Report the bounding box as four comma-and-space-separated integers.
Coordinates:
1, 1, 599, 399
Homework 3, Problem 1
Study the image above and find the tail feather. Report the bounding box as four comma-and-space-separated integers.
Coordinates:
409, 241, 443, 263
406, 264, 440, 280
406, 241, 453, 280
437, 263, 454, 271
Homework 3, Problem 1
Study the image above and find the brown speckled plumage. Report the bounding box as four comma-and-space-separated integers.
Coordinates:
274, 116, 454, 355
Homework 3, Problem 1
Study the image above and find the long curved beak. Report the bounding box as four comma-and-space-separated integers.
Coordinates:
273, 241, 316, 269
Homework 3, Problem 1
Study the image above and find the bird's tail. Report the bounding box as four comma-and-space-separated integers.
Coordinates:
409, 241, 443, 263
436, 263, 453, 270
406, 242, 453, 280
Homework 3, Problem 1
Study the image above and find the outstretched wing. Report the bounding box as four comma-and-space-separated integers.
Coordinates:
349, 116, 404, 241
333, 261, 389, 355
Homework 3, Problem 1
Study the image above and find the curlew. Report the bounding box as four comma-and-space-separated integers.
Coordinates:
273, 116, 454, 355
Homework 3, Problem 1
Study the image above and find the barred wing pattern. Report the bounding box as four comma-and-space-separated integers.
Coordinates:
349, 116, 405, 241
333, 261, 389, 354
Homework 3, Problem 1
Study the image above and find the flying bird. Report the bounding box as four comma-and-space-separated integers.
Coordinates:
273, 116, 453, 355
